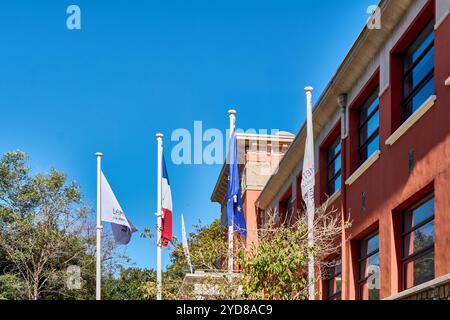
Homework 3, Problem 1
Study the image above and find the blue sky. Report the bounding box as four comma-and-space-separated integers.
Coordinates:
0, 0, 375, 270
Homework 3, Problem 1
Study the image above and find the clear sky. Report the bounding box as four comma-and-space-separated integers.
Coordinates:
0, 0, 375, 270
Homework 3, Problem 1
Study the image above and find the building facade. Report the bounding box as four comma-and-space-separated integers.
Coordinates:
215, 0, 450, 300
211, 131, 294, 250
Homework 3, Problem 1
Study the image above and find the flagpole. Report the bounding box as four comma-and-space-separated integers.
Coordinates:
95, 152, 103, 301
227, 109, 236, 277
156, 133, 163, 300
181, 213, 193, 274
304, 86, 315, 300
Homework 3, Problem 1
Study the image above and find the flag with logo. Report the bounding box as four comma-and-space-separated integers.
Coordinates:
100, 171, 137, 245
226, 130, 247, 237
301, 94, 315, 223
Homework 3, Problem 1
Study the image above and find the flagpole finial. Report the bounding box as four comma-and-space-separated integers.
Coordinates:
228, 109, 237, 115
304, 86, 314, 93
156, 133, 164, 139
95, 152, 103, 157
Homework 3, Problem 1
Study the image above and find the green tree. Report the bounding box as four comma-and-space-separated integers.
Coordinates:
0, 151, 119, 300
240, 205, 350, 300
102, 267, 156, 300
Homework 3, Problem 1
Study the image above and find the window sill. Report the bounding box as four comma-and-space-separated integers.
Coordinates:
435, 9, 450, 30
345, 150, 381, 186
445, 77, 450, 87
320, 189, 342, 210
385, 95, 436, 146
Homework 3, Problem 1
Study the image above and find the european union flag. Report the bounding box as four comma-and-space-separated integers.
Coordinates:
227, 130, 247, 237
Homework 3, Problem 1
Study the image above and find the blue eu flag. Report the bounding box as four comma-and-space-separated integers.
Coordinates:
227, 130, 247, 237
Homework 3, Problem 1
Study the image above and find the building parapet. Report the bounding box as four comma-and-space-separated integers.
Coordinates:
384, 274, 450, 300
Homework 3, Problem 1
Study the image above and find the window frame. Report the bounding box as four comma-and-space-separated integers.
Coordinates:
326, 137, 342, 196
326, 256, 342, 300
358, 231, 380, 300
358, 89, 380, 164
401, 194, 435, 290
401, 20, 435, 121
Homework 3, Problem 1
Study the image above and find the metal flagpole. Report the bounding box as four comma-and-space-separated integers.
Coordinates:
95, 152, 103, 301
227, 109, 236, 277
304, 87, 316, 300
156, 133, 164, 300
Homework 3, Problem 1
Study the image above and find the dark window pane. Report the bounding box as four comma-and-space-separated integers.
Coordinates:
404, 48, 434, 96
333, 175, 341, 193
360, 253, 380, 278
335, 257, 342, 275
366, 135, 379, 159
405, 25, 434, 69
411, 77, 434, 113
336, 275, 342, 293
403, 220, 435, 257
328, 140, 341, 161
404, 197, 434, 231
359, 279, 380, 300
361, 94, 379, 123
327, 257, 342, 299
360, 233, 379, 257
366, 111, 379, 138
403, 22, 434, 121
404, 251, 435, 289
327, 138, 341, 195
359, 90, 379, 164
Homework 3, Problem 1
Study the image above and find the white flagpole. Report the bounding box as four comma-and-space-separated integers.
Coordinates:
156, 133, 163, 301
304, 86, 316, 300
181, 214, 194, 274
227, 109, 236, 277
95, 152, 103, 301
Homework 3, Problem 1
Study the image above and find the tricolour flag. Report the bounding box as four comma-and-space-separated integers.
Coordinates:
100, 171, 137, 245
226, 130, 247, 237
161, 155, 172, 247
181, 214, 193, 274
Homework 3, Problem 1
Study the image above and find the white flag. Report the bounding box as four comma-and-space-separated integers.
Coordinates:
100, 171, 137, 245
301, 87, 316, 300
181, 214, 193, 274
301, 93, 315, 220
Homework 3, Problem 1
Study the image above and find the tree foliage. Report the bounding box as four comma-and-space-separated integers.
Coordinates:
240, 205, 349, 300
0, 151, 126, 300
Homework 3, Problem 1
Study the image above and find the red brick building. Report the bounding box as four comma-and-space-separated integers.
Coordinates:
212, 0, 450, 300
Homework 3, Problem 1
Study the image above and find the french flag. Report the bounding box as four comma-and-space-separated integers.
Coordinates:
161, 155, 172, 247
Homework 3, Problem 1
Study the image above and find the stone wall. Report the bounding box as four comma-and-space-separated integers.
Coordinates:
386, 274, 450, 300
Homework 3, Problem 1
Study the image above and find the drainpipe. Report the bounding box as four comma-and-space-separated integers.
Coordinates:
337, 93, 349, 300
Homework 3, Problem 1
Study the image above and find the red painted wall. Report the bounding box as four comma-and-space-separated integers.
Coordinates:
340, 1, 450, 299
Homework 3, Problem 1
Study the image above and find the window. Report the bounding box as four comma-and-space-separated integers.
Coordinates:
402, 21, 434, 121
281, 195, 293, 225
326, 137, 341, 195
402, 195, 435, 289
359, 90, 380, 164
327, 257, 342, 300
358, 232, 380, 300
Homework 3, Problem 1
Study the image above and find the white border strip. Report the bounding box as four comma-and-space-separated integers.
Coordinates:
379, 83, 390, 97
435, 9, 450, 30
345, 150, 381, 186
385, 95, 436, 146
